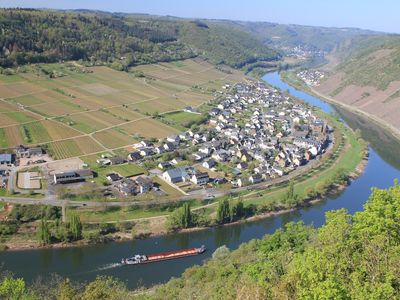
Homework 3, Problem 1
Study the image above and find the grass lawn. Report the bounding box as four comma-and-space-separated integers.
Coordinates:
70, 206, 170, 223
91, 163, 147, 184
160, 111, 206, 131
153, 176, 183, 197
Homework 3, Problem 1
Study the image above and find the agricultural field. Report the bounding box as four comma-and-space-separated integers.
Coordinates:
0, 59, 244, 161
160, 111, 207, 131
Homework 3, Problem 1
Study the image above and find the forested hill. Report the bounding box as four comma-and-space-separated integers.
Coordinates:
229, 21, 383, 52
0, 8, 280, 69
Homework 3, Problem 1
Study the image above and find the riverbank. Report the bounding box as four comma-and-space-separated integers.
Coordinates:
280, 71, 400, 141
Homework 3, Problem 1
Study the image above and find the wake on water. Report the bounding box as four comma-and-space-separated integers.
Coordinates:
96, 263, 122, 271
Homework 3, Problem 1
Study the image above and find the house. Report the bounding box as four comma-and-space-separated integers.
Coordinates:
213, 176, 227, 184
170, 158, 182, 165
202, 159, 216, 169
167, 134, 180, 144
53, 169, 93, 184
106, 173, 121, 182
135, 176, 153, 194
140, 140, 153, 148
184, 106, 197, 113
198, 146, 212, 156
237, 162, 248, 170
155, 146, 165, 155
212, 150, 230, 162
163, 142, 175, 152
162, 167, 188, 183
191, 172, 209, 185
0, 154, 15, 166
158, 162, 172, 169
16, 146, 43, 158
249, 174, 263, 184
140, 148, 155, 157
192, 152, 208, 161
109, 156, 126, 165
128, 151, 142, 161
115, 178, 137, 196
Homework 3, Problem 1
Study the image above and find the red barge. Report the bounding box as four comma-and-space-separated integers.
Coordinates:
121, 245, 206, 265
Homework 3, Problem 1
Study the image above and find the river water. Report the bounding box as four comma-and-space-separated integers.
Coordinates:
0, 72, 399, 289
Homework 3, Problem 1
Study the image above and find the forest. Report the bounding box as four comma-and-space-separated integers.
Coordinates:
0, 9, 280, 70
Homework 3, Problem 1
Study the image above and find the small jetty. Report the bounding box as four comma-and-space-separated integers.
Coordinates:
121, 245, 206, 265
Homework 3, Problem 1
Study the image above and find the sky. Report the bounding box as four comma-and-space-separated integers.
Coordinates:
1, 0, 399, 33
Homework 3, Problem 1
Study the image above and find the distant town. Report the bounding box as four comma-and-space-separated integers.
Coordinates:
0, 80, 332, 202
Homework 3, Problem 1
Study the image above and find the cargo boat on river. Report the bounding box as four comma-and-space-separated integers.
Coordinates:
121, 245, 206, 265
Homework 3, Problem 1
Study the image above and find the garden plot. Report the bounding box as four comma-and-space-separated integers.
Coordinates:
120, 118, 178, 139
80, 83, 118, 96
93, 128, 136, 149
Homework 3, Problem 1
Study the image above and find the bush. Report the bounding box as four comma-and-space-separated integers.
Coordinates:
0, 221, 19, 236
99, 223, 117, 235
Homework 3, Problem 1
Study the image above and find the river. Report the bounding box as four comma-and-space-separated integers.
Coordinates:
0, 72, 399, 289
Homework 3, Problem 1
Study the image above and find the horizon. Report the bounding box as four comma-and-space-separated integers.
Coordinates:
1, 0, 400, 34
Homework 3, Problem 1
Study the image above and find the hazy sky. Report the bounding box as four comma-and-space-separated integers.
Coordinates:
1, 0, 399, 33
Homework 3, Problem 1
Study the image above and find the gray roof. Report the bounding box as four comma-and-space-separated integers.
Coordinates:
164, 168, 187, 179
0, 154, 13, 162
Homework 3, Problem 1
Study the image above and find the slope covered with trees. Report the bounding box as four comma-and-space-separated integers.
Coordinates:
1, 183, 400, 299
227, 21, 383, 52
0, 9, 194, 69
0, 9, 280, 70
179, 21, 281, 68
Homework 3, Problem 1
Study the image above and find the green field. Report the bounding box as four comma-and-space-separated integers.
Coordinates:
0, 59, 244, 159
161, 111, 207, 130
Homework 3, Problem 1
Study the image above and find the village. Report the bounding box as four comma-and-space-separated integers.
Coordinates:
296, 69, 326, 86
0, 81, 332, 202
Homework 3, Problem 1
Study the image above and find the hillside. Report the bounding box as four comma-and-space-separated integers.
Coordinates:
0, 9, 280, 70
315, 35, 400, 130
218, 20, 382, 52
179, 21, 281, 68
1, 183, 400, 299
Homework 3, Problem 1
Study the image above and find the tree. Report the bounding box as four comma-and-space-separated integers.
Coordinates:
181, 203, 192, 229
282, 181, 298, 207
167, 203, 193, 230
80, 276, 129, 300
216, 199, 230, 224
230, 198, 245, 221
56, 279, 77, 300
0, 277, 26, 300
38, 218, 50, 245
69, 213, 82, 241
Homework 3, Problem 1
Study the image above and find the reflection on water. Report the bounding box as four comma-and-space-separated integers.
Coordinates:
334, 106, 400, 171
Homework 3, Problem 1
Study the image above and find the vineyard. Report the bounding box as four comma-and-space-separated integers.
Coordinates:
47, 140, 84, 160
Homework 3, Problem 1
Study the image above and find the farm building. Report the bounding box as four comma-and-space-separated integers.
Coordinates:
53, 169, 93, 184
16, 146, 44, 158
0, 154, 15, 166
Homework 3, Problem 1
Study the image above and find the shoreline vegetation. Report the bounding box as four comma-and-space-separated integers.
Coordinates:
0, 91, 369, 251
